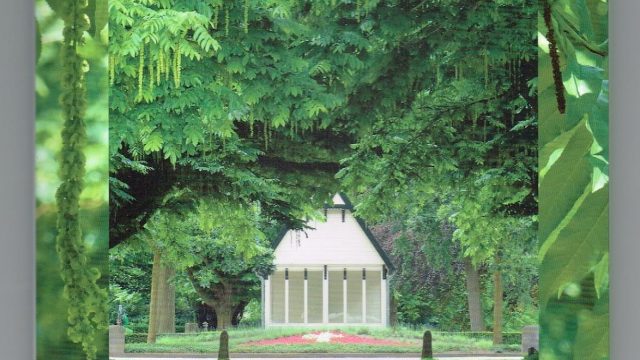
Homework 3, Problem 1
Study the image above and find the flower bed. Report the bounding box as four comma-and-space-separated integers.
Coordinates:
242, 330, 413, 347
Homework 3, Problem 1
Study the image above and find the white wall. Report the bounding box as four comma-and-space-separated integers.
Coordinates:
273, 208, 385, 267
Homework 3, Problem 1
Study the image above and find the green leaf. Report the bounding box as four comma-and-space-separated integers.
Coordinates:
540, 184, 608, 308
45, 0, 63, 14
143, 131, 164, 153
539, 119, 593, 247
593, 253, 608, 299
574, 310, 609, 360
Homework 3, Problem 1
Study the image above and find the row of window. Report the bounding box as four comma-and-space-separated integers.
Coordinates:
270, 270, 382, 324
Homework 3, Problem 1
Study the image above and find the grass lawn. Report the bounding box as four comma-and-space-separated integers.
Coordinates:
125, 326, 521, 354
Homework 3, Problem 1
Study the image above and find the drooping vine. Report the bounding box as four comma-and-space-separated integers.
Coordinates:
55, 0, 107, 358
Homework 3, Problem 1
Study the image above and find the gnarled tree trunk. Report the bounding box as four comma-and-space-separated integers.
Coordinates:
464, 256, 485, 331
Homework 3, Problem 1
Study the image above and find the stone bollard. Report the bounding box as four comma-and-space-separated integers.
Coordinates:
202, 321, 209, 332
421, 330, 433, 359
109, 325, 125, 355
218, 330, 230, 360
521, 325, 539, 353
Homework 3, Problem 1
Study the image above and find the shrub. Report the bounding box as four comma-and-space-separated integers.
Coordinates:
125, 333, 148, 344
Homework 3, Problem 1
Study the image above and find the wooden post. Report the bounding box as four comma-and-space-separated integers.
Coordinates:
421, 330, 433, 359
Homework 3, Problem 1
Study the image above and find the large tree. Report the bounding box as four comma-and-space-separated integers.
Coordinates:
335, 0, 537, 342
139, 196, 275, 332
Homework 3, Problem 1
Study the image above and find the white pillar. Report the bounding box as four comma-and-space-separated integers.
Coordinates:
362, 269, 367, 323
285, 269, 289, 324
343, 269, 348, 324
304, 269, 308, 324
261, 278, 265, 328
264, 275, 271, 326
381, 267, 388, 326
322, 266, 328, 324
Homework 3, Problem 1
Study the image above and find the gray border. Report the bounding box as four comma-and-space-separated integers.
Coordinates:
611, 1, 640, 358
0, 0, 35, 357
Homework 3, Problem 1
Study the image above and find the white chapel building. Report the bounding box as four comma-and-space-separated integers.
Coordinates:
262, 193, 394, 327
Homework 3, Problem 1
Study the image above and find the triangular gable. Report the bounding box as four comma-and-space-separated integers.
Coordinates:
272, 193, 395, 272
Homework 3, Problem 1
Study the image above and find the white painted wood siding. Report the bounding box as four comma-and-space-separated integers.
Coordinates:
273, 208, 385, 267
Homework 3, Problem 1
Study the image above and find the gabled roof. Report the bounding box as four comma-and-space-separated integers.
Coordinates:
272, 193, 395, 273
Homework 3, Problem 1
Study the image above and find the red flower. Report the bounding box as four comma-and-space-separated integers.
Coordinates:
242, 331, 412, 347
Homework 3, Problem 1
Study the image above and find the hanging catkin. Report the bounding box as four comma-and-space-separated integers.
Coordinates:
484, 51, 489, 88
225, 7, 230, 37
148, 53, 154, 94
173, 43, 181, 88
543, 0, 565, 114
137, 43, 145, 101
165, 50, 170, 82
156, 50, 162, 85
56, 0, 107, 359
109, 54, 115, 85
213, 5, 220, 29
244, 0, 249, 34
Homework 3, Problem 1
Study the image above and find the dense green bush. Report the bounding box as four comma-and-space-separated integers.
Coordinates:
125, 334, 148, 344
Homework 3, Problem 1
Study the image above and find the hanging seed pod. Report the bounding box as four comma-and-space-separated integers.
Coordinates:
165, 50, 170, 82
213, 5, 220, 29
173, 43, 181, 88
156, 50, 162, 85
225, 7, 230, 37
484, 51, 489, 88
244, 0, 249, 34
177, 46, 182, 85
148, 54, 154, 94
56, 0, 107, 359
264, 121, 268, 150
540, 0, 567, 114
109, 54, 115, 85
137, 44, 145, 101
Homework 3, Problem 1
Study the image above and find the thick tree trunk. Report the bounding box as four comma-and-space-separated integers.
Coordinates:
214, 304, 234, 330
464, 257, 485, 331
493, 266, 503, 345
389, 292, 398, 328
147, 251, 176, 343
